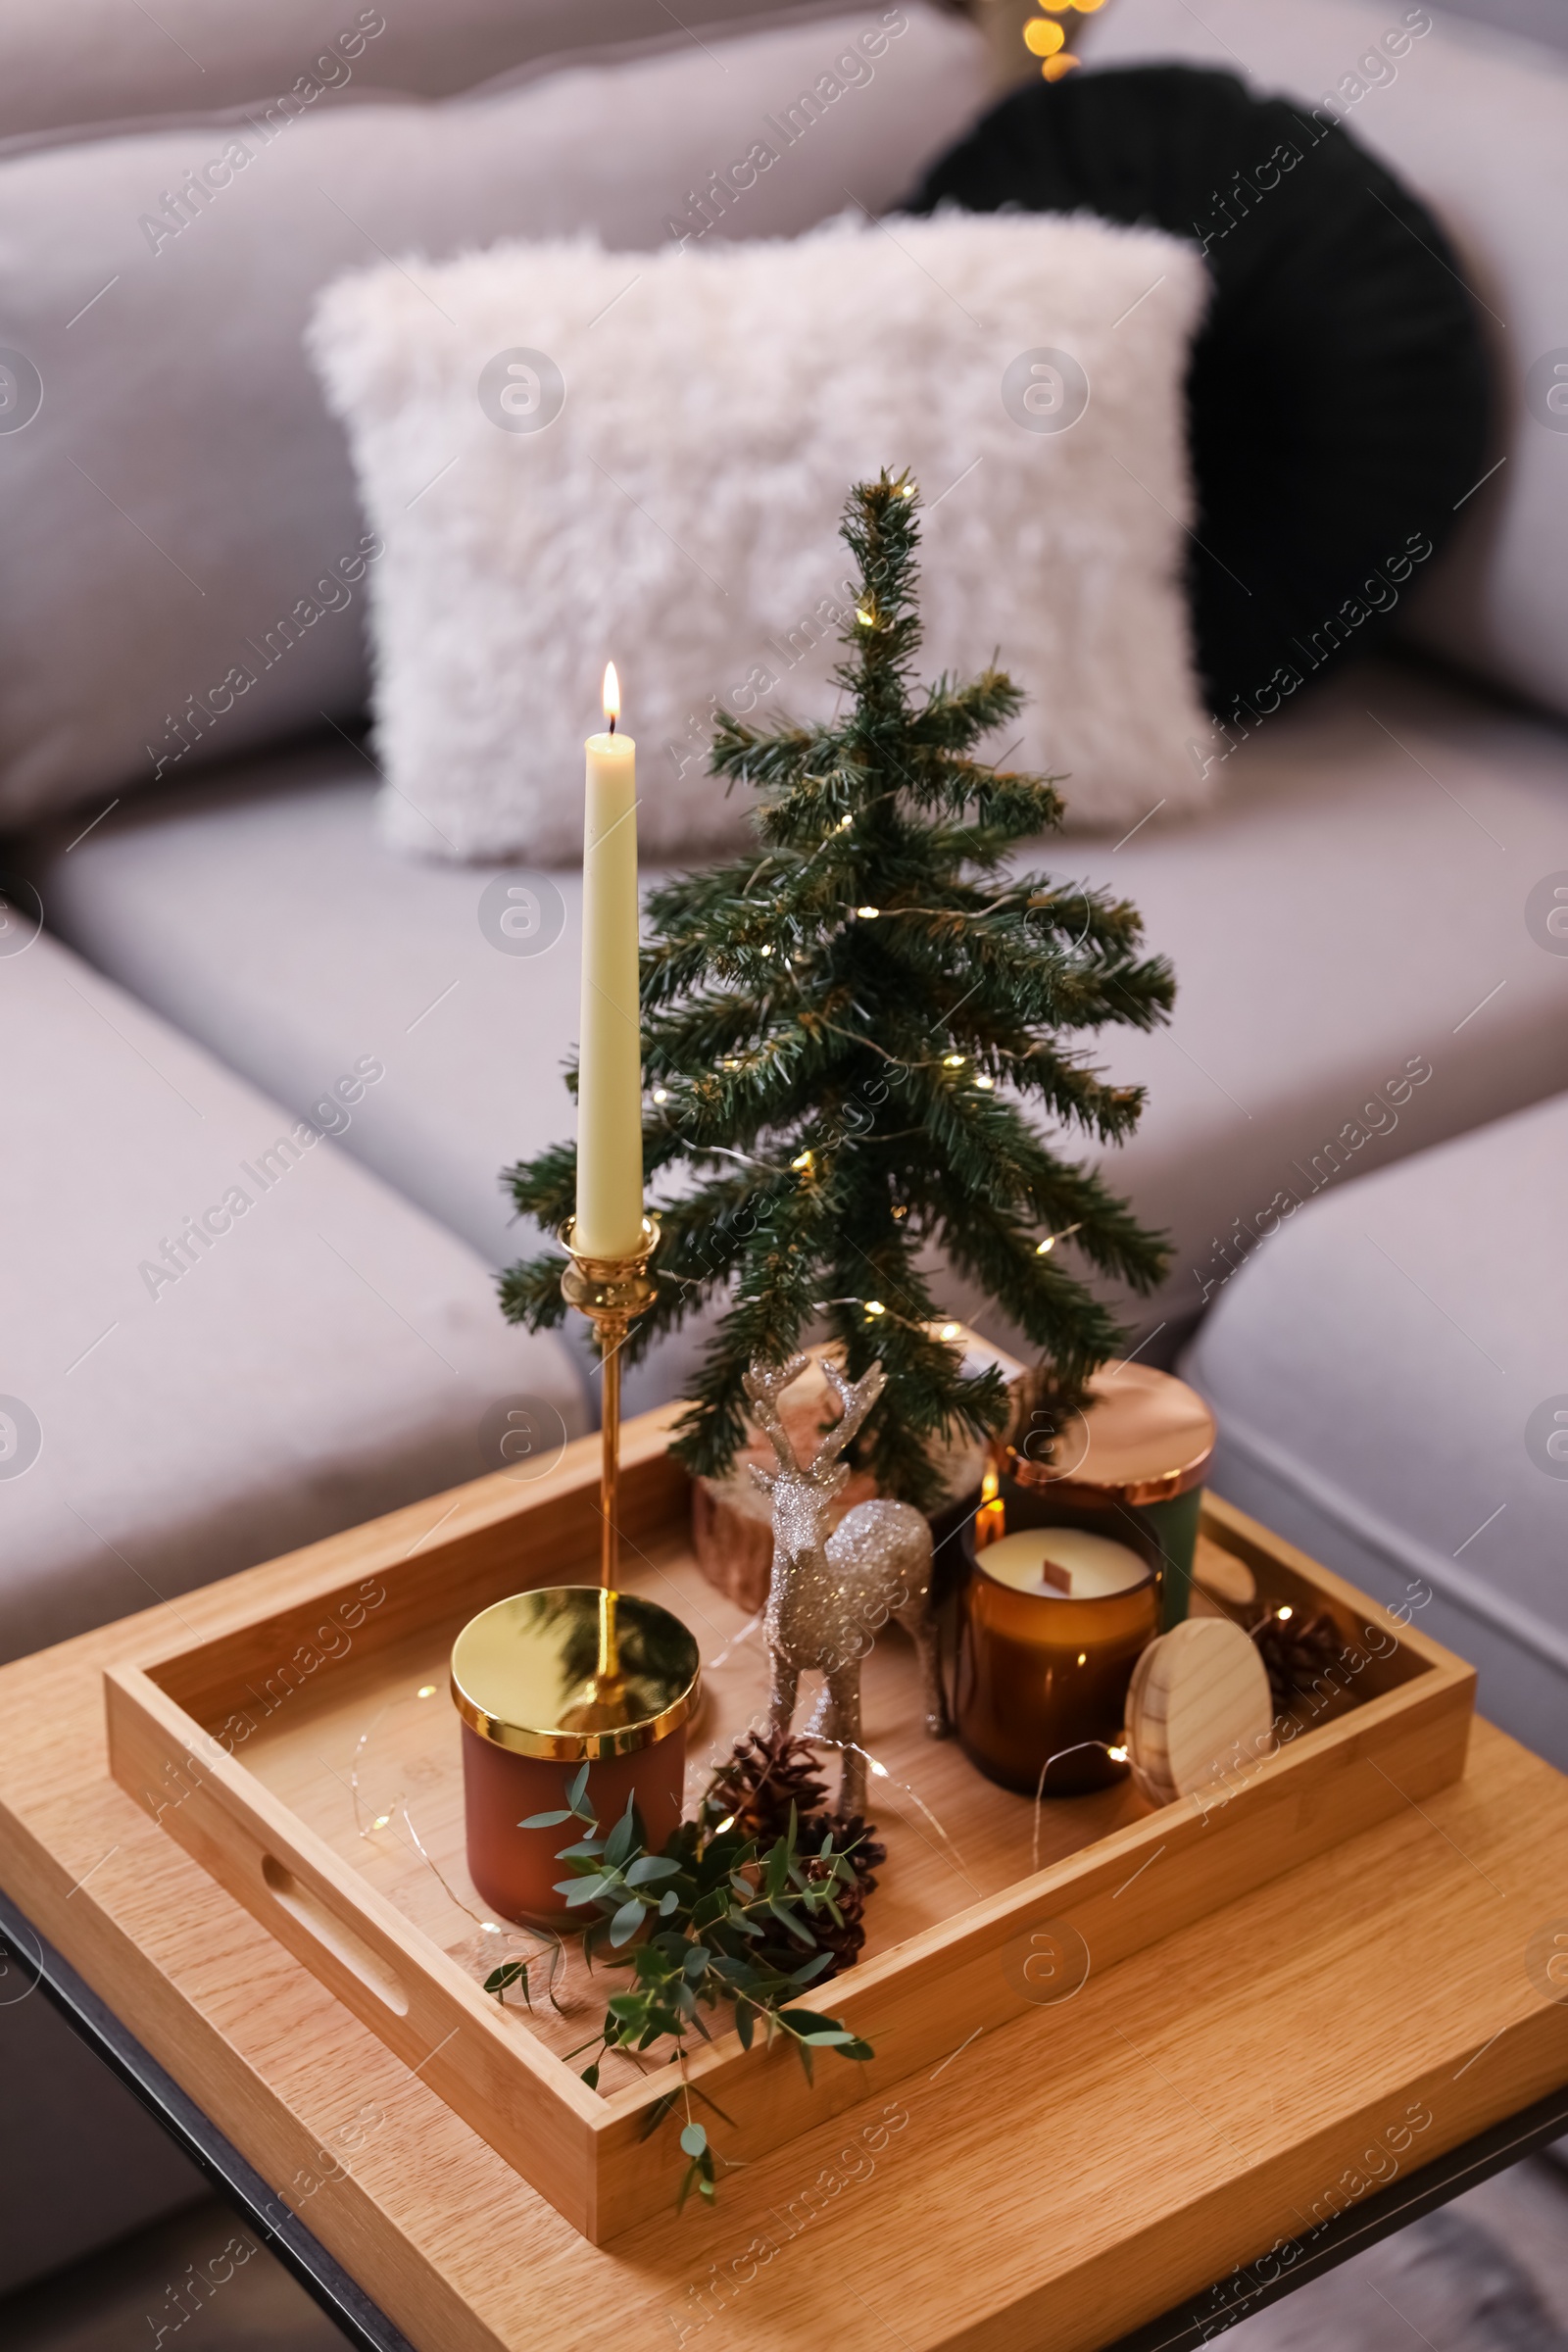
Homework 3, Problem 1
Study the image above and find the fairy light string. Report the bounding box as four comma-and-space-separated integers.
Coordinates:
1021, 0, 1105, 81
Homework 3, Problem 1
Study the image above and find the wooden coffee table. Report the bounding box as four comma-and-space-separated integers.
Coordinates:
2, 1466, 1567, 2352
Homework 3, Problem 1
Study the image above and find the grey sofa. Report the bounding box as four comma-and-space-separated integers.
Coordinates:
1, 0, 1564, 2300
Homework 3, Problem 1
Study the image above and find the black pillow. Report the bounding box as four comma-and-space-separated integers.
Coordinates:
910, 66, 1492, 724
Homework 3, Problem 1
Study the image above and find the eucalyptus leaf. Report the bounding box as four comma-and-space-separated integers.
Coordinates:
679, 2123, 708, 2159
483, 1959, 529, 2001
603, 1797, 638, 1872
625, 1855, 680, 1886
638, 2087, 681, 2142
610, 1896, 647, 1946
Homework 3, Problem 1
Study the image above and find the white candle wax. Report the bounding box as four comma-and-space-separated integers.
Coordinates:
574, 668, 644, 1258
979, 1528, 1149, 1598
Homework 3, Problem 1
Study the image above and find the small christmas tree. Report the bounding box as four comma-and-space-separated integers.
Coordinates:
500, 472, 1174, 1509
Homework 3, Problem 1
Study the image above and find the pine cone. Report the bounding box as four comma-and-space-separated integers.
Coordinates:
795, 1812, 887, 1975
822, 1812, 887, 1898
1250, 1608, 1343, 1714
705, 1738, 887, 1977
802, 1870, 870, 1973
704, 1730, 832, 1847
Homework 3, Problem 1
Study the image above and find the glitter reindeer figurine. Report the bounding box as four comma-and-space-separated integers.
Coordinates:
745, 1353, 948, 1816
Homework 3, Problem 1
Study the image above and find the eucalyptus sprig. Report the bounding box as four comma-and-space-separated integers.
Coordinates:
491, 1761, 875, 2210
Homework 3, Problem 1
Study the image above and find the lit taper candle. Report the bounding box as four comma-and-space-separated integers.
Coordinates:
575, 663, 644, 1257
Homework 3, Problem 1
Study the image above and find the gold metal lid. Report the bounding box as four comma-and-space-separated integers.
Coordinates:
450, 1587, 701, 1761
1002, 1361, 1215, 1506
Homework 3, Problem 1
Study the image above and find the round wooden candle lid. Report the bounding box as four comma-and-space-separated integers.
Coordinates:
1125, 1617, 1273, 1805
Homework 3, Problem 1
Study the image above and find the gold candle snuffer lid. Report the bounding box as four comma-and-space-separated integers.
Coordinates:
451, 1588, 701, 1761
1002, 1361, 1215, 1507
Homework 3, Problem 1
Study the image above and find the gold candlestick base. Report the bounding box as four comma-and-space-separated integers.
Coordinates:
560, 1215, 662, 1683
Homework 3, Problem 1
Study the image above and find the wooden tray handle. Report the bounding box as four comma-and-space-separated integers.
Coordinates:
260, 1854, 410, 2017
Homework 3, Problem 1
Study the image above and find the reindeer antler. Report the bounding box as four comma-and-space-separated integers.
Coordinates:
743, 1352, 812, 1473
809, 1358, 886, 1477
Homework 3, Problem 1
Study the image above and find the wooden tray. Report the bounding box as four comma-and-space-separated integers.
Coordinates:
104, 1406, 1475, 2244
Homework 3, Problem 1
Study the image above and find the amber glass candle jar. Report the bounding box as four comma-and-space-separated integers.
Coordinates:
955, 1515, 1159, 1794
451, 1587, 700, 1929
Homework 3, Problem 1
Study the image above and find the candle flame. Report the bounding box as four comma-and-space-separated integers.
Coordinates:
602, 662, 620, 730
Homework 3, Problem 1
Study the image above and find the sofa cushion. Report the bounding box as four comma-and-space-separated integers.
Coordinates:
912, 64, 1490, 723
0, 0, 863, 146
1183, 1090, 1568, 1769
21, 657, 1568, 1378
0, 4, 987, 832
1076, 0, 1568, 725
308, 209, 1211, 861
0, 928, 585, 1663
1060, 660, 1568, 1345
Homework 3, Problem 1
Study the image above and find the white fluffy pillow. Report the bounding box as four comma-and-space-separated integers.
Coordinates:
311, 211, 1211, 862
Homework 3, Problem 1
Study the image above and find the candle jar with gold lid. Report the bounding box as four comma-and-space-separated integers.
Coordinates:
998, 1360, 1215, 1632
451, 1587, 700, 1928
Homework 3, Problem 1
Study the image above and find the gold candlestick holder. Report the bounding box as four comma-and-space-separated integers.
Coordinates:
559, 1213, 662, 1686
